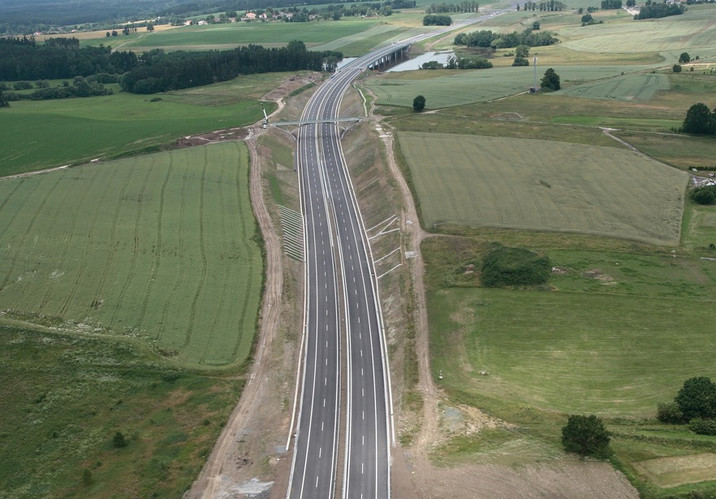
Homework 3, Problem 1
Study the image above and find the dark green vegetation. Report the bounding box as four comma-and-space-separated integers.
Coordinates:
480, 246, 550, 287
0, 37, 137, 81
423, 14, 452, 25
540, 68, 560, 90
658, 377, 716, 436
635, 1, 685, 19
0, 324, 242, 498
562, 415, 612, 458
453, 28, 558, 48
413, 94, 426, 111
691, 185, 716, 205
120, 41, 340, 94
682, 102, 716, 134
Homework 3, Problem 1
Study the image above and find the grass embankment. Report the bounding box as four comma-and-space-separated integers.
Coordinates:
0, 142, 262, 368
0, 74, 282, 176
0, 324, 242, 498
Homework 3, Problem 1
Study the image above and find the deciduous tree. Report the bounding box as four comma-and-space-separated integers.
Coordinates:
540, 68, 560, 90
675, 376, 716, 420
413, 94, 426, 112
561, 415, 612, 458
682, 103, 714, 134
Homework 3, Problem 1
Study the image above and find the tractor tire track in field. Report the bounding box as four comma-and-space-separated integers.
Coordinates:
200, 154, 229, 364
86, 161, 136, 321
35, 170, 103, 315
108, 161, 154, 331
136, 155, 173, 331
182, 148, 209, 350
634, 74, 654, 100
0, 178, 25, 217
230, 143, 255, 361
158, 157, 188, 345
0, 174, 63, 293
605, 79, 624, 99
56, 168, 116, 317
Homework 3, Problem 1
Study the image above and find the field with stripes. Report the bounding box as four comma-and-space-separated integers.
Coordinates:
399, 132, 687, 245
0, 142, 262, 368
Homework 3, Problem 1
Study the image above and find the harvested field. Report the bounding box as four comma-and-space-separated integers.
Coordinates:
634, 453, 716, 488
0, 142, 262, 367
561, 73, 669, 101
399, 132, 688, 244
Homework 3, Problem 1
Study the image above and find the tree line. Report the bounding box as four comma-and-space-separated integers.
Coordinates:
0, 37, 138, 81
425, 1, 479, 13
518, 1, 566, 11
423, 14, 453, 25
454, 28, 558, 49
120, 41, 342, 94
0, 76, 113, 102
635, 0, 685, 19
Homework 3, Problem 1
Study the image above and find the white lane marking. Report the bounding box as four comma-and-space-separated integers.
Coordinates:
362, 410, 365, 420
319, 447, 322, 457
362, 435, 365, 445
323, 398, 326, 407
324, 376, 327, 386
361, 462, 364, 474
315, 476, 319, 488
362, 388, 364, 397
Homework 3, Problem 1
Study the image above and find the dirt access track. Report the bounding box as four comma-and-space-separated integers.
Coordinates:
185, 74, 640, 499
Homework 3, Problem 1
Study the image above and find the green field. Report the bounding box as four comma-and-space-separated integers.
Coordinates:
561, 72, 670, 101
0, 324, 242, 498
0, 142, 262, 368
559, 6, 716, 60
365, 64, 660, 109
398, 132, 687, 244
0, 74, 282, 176
118, 19, 380, 51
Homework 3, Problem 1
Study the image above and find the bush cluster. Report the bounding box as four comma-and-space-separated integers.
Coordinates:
480, 246, 550, 287
658, 377, 716, 435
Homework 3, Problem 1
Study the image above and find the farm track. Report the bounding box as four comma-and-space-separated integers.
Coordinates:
36, 170, 97, 314
56, 168, 117, 318
108, 164, 153, 329
136, 155, 173, 329
158, 164, 188, 345
89, 163, 135, 325
201, 157, 228, 364
0, 174, 63, 292
182, 151, 209, 350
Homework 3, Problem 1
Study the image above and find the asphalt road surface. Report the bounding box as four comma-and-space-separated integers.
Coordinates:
287, 13, 505, 496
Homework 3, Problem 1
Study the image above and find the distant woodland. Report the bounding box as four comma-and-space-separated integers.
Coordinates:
0, 37, 341, 98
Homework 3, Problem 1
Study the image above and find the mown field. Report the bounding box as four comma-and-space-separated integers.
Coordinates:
0, 324, 242, 498
0, 74, 282, 177
0, 142, 262, 368
398, 132, 687, 244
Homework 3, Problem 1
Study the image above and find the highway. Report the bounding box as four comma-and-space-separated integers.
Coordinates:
287, 12, 505, 497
